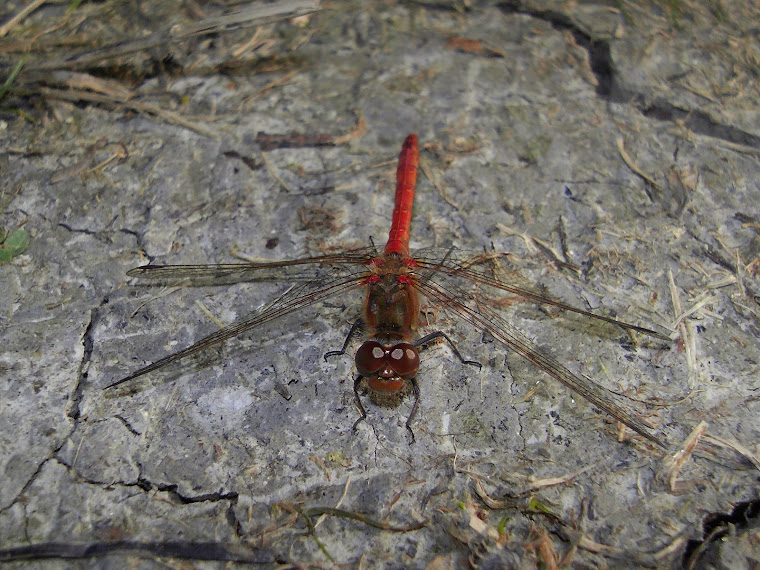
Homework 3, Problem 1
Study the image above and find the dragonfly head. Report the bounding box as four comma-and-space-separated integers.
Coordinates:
355, 340, 420, 397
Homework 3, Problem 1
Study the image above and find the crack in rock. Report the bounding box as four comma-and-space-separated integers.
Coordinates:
498, 1, 760, 149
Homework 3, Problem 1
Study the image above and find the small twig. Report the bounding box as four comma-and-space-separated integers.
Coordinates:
300, 506, 427, 532
255, 131, 334, 151
231, 27, 265, 58
173, 0, 319, 39
671, 292, 719, 329
253, 116, 365, 148
419, 155, 460, 210
194, 300, 225, 329
658, 420, 707, 491
0, 183, 22, 211
668, 269, 699, 386
24, 0, 321, 72
259, 151, 295, 192
295, 507, 334, 563
44, 70, 133, 99
525, 526, 560, 570
526, 462, 602, 491
36, 87, 218, 137
331, 114, 366, 145
129, 287, 181, 318
712, 138, 760, 157
495, 223, 540, 254
701, 433, 760, 472
0, 0, 48, 38
0, 59, 25, 99
472, 461, 601, 507
654, 536, 689, 562
617, 137, 662, 195
313, 476, 351, 529
245, 70, 298, 103
50, 140, 128, 183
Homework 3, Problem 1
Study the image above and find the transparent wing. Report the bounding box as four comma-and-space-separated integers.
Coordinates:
126, 246, 379, 286
412, 254, 665, 447
412, 246, 671, 341
107, 266, 369, 389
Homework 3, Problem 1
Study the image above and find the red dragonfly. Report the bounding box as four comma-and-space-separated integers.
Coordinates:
108, 134, 668, 447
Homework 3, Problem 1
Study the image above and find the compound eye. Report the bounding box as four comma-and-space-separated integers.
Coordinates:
355, 341, 386, 376
386, 342, 420, 379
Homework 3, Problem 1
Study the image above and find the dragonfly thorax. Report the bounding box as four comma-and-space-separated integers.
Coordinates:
364, 255, 420, 338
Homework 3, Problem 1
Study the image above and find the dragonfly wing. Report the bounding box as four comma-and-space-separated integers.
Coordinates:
107, 270, 367, 389
412, 246, 671, 341
126, 246, 378, 286
414, 272, 665, 447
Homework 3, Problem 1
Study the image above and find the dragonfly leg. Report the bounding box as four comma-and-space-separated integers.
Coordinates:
404, 378, 420, 443
414, 331, 482, 370
352, 375, 368, 432
324, 319, 364, 361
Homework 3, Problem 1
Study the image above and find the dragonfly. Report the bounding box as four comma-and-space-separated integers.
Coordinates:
107, 134, 669, 447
